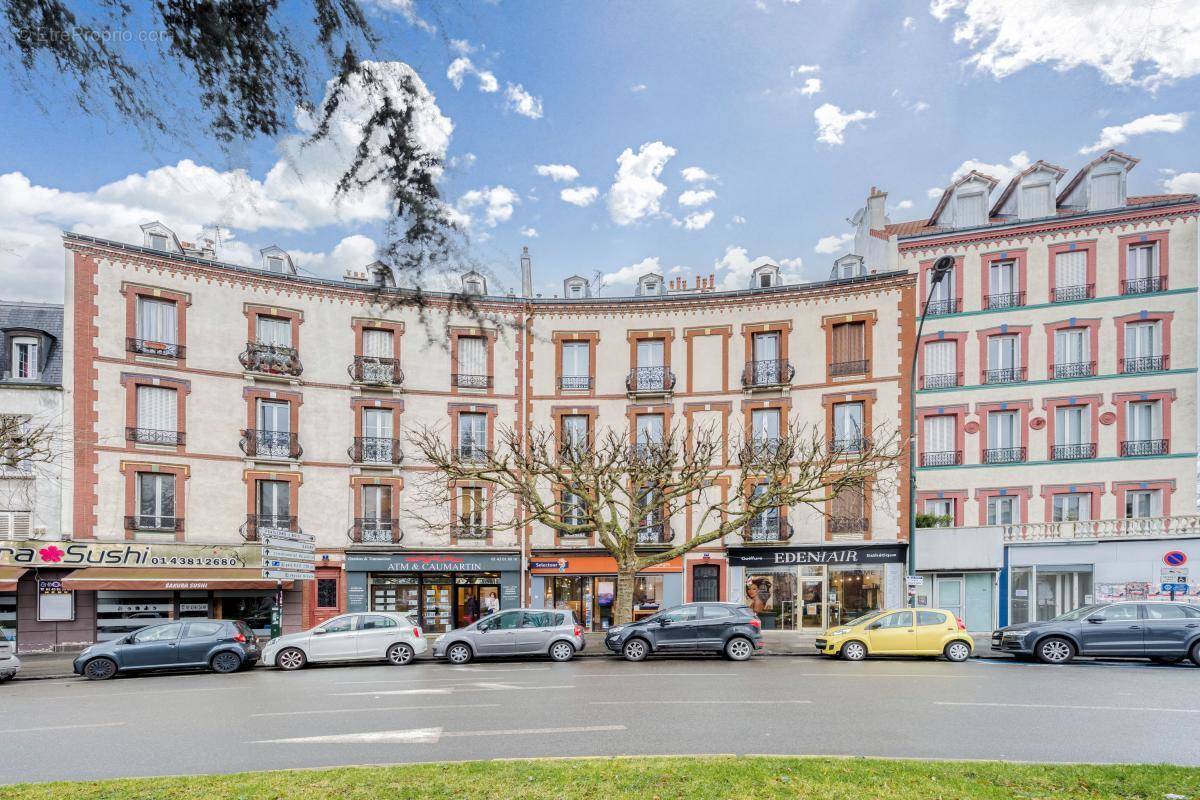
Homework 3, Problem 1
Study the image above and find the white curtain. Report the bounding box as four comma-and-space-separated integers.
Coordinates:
457, 336, 487, 376
362, 408, 393, 439
833, 403, 862, 440
751, 408, 780, 440
987, 411, 1017, 449
256, 316, 291, 347
1127, 401, 1161, 441
636, 413, 664, 444
136, 386, 177, 431
637, 339, 664, 368
987, 335, 1019, 370
1055, 250, 1087, 288
1054, 406, 1087, 446
363, 329, 393, 358
562, 341, 589, 376
924, 415, 954, 453
257, 400, 289, 433
988, 261, 1016, 295
1054, 329, 1087, 363
924, 340, 955, 377
1126, 243, 1158, 280
138, 298, 178, 344
459, 412, 487, 448
1124, 321, 1161, 359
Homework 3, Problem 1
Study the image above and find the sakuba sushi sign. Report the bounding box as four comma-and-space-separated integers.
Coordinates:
0, 540, 263, 568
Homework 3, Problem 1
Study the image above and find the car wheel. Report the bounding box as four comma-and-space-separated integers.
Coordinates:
943, 641, 972, 662
1036, 636, 1075, 665
83, 657, 118, 681
1190, 641, 1200, 668
840, 641, 867, 661
446, 642, 473, 665
622, 638, 649, 662
548, 641, 575, 662
276, 647, 306, 671
210, 651, 243, 674
387, 643, 415, 666
724, 636, 754, 662
1149, 655, 1185, 665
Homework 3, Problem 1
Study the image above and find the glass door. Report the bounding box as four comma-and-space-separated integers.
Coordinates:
592, 577, 615, 631
936, 576, 963, 621
799, 577, 825, 630
421, 576, 453, 633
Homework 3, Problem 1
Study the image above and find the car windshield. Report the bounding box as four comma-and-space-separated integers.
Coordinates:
1053, 605, 1104, 622
843, 611, 885, 627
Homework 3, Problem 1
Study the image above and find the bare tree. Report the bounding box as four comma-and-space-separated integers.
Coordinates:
0, 413, 58, 470
409, 421, 901, 625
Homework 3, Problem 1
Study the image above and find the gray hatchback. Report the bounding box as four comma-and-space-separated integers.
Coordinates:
432, 608, 585, 664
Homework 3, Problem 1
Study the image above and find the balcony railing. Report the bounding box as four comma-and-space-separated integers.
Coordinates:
126, 427, 185, 446
558, 375, 591, 391
127, 337, 185, 359
1121, 355, 1169, 374
240, 429, 302, 460
742, 359, 795, 388
984, 446, 1026, 464
1051, 284, 1094, 303
921, 450, 961, 467
982, 366, 1026, 385
124, 515, 181, 532
829, 359, 869, 378
348, 356, 404, 387
453, 373, 492, 390
1053, 361, 1096, 380
239, 341, 302, 376
920, 372, 961, 390
1121, 439, 1169, 457
348, 436, 403, 465
984, 291, 1025, 310
1051, 443, 1097, 461
452, 524, 491, 539
1003, 514, 1200, 543
1121, 276, 1166, 295
454, 444, 491, 462
921, 298, 961, 316
347, 518, 403, 544
827, 516, 869, 534
626, 366, 676, 395
240, 514, 299, 542
742, 517, 793, 543
635, 522, 672, 545
830, 436, 870, 455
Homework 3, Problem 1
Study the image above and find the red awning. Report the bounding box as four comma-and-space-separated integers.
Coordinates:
0, 566, 28, 592
60, 568, 291, 591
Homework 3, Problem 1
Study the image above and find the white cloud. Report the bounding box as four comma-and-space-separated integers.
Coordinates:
680, 166, 715, 183
799, 78, 822, 96
678, 189, 717, 207
534, 163, 580, 182
814, 232, 855, 254
682, 210, 715, 230
363, 0, 435, 32
520, 226, 539, 238
933, 0, 1200, 90
448, 152, 476, 170
446, 57, 499, 93
457, 185, 518, 227
1163, 172, 1200, 194
630, 83, 648, 92
560, 186, 600, 207
1079, 112, 1190, 154
731, 215, 747, 225
713, 246, 803, 290
607, 141, 677, 225
505, 83, 544, 119
946, 151, 1031, 185
449, 38, 475, 55
668, 264, 688, 274
911, 100, 930, 113
902, 15, 916, 29
890, 199, 915, 212
604, 256, 661, 286
291, 234, 379, 274
927, 186, 944, 199
813, 103, 877, 145
791, 64, 820, 76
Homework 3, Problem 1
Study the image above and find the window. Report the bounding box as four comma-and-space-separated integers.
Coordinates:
643, 281, 658, 294
1126, 243, 1158, 280
360, 408, 394, 463
923, 499, 954, 524
922, 340, 957, 387
956, 192, 987, 227
521, 611, 557, 628
184, 621, 223, 638
149, 232, 169, 251
134, 622, 182, 642
829, 482, 867, 532
0, 510, 32, 539
830, 321, 866, 371
985, 335, 1021, 382
635, 413, 664, 447
482, 610, 521, 630
362, 328, 393, 358
1053, 328, 1088, 368
636, 339, 664, 368
1089, 171, 1121, 210
748, 482, 780, 539
136, 473, 176, 530
1054, 250, 1088, 300
320, 616, 353, 634
464, 278, 483, 294
456, 336, 488, 386
360, 615, 398, 630
759, 272, 772, 288
561, 341, 590, 389
1123, 321, 1163, 372
458, 486, 485, 531
361, 486, 393, 539
922, 414, 957, 466
569, 283, 584, 298
1089, 604, 1138, 622
917, 611, 948, 626
751, 408, 781, 445
1052, 493, 1090, 522
256, 479, 291, 525
316, 578, 338, 608
987, 260, 1019, 306
1019, 182, 1051, 218
832, 402, 864, 451
255, 399, 291, 457
701, 604, 734, 619
458, 412, 487, 458
137, 297, 178, 347
659, 606, 699, 623
1143, 604, 1193, 620
986, 496, 1016, 526
986, 410, 1019, 460
1126, 400, 1161, 443
256, 315, 291, 347
266, 256, 285, 273
561, 414, 589, 453
1054, 406, 1088, 447
135, 385, 178, 439
928, 268, 955, 307
877, 610, 913, 628
753, 332, 779, 363
11, 337, 38, 380
561, 491, 587, 527
1125, 489, 1161, 519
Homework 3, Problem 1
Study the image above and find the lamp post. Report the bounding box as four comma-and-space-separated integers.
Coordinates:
906, 255, 956, 607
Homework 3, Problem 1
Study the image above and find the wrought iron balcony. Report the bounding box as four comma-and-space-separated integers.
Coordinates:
558, 375, 591, 391
1051, 284, 1094, 303
1121, 276, 1166, 295
126, 427, 185, 446
240, 514, 299, 542
742, 517, 793, 543
1121, 355, 1169, 374
626, 366, 676, 395
239, 341, 303, 376
347, 518, 403, 544
454, 444, 492, 462
921, 298, 961, 316
830, 436, 870, 455
920, 372, 961, 390
452, 373, 493, 389
452, 524, 491, 539
1121, 439, 1169, 457
348, 436, 403, 465
1053, 361, 1096, 380
240, 429, 302, 460
921, 450, 961, 467
984, 446, 1026, 464
827, 516, 869, 534
557, 526, 592, 539
124, 515, 181, 532
634, 522, 672, 546
982, 366, 1026, 385
348, 356, 404, 387
127, 337, 185, 359
984, 291, 1025, 310
742, 359, 795, 388
1051, 443, 1097, 461
829, 359, 869, 378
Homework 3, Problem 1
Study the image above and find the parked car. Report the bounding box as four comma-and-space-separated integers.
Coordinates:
604, 602, 763, 661
73, 619, 259, 680
0, 626, 20, 682
993, 601, 1200, 665
263, 612, 426, 670
433, 608, 584, 664
816, 608, 974, 662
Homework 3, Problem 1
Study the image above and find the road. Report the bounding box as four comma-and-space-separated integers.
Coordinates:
2, 654, 1198, 784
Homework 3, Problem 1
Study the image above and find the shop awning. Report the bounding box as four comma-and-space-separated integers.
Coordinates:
0, 566, 28, 592
60, 568, 291, 591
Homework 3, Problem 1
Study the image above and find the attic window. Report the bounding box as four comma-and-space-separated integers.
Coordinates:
1019, 182, 1052, 219
644, 282, 657, 294
1089, 171, 1122, 211
569, 284, 583, 298
758, 273, 772, 288
11, 337, 39, 380
957, 192, 988, 227
149, 233, 169, 252
266, 256, 285, 273
465, 278, 483, 294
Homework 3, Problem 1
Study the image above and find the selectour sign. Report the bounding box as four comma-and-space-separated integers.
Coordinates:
0, 540, 263, 568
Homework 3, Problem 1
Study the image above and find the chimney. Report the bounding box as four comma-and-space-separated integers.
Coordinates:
520, 246, 533, 298
867, 186, 887, 230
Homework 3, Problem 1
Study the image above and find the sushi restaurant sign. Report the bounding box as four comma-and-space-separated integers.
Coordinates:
0, 540, 263, 568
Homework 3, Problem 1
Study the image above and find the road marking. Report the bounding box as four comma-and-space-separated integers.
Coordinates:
250, 704, 501, 718
590, 700, 813, 706
333, 688, 452, 696
333, 683, 575, 697
254, 724, 625, 745
574, 673, 736, 678
935, 701, 1200, 713
30, 686, 257, 701
793, 673, 972, 679
5, 722, 127, 734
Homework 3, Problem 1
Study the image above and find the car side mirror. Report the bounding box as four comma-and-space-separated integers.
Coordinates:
867, 623, 881, 630
1086, 617, 1104, 624
657, 618, 670, 626
313, 628, 327, 635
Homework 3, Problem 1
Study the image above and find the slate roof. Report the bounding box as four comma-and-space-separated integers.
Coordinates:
0, 301, 64, 386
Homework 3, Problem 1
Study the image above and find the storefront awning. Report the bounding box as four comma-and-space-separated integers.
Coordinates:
529, 555, 683, 575
60, 568, 291, 591
0, 566, 28, 592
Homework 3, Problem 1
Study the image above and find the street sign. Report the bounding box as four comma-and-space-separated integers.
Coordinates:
259, 529, 315, 544
1161, 568, 1189, 582
262, 569, 316, 581
265, 559, 315, 572
1164, 551, 1188, 567
1161, 583, 1189, 594
264, 546, 315, 562
263, 535, 315, 552
906, 575, 925, 587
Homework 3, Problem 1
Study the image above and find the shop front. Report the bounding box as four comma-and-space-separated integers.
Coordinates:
727, 544, 906, 631
528, 554, 684, 631
913, 526, 1003, 633
344, 551, 521, 634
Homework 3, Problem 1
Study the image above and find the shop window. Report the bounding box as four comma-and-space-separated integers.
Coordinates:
1009, 566, 1093, 623
37, 579, 73, 622
316, 578, 339, 609
829, 567, 883, 626
633, 575, 664, 615
743, 569, 795, 629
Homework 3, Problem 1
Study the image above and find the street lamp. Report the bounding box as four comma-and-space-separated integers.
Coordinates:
906, 254, 955, 606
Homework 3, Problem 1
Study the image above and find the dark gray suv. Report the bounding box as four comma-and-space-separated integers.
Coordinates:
604, 602, 763, 661
73, 619, 259, 680
993, 601, 1200, 665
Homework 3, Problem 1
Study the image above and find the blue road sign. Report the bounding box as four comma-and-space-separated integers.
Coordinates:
1161, 583, 1189, 594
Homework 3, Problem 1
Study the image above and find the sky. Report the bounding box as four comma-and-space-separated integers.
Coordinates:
1, 0, 1198, 302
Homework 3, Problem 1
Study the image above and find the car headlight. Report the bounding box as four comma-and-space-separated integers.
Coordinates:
79, 646, 93, 657
608, 626, 625, 635
830, 628, 852, 637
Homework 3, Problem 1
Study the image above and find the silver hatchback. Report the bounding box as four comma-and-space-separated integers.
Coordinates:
433, 608, 585, 664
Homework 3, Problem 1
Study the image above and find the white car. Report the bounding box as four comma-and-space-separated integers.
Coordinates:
262, 612, 426, 670
0, 627, 20, 682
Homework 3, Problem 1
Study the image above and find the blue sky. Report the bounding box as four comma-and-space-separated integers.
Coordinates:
1, 0, 1198, 301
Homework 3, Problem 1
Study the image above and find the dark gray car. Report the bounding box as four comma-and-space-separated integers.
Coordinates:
72, 619, 260, 680
993, 601, 1200, 665
604, 602, 763, 661
432, 608, 584, 664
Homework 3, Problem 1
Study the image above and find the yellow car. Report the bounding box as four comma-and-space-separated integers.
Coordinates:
816, 608, 974, 662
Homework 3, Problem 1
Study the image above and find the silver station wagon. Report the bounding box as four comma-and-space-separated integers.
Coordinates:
432, 608, 585, 664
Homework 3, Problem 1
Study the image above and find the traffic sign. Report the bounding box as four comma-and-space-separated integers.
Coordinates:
1161, 583, 1189, 594
263, 546, 315, 562
1164, 551, 1188, 567
260, 529, 315, 545
1161, 568, 1189, 582
265, 559, 315, 572
263, 535, 315, 552
262, 569, 315, 581
906, 575, 925, 587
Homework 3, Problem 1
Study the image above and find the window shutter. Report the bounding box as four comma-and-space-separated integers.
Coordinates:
831, 322, 865, 363
0, 511, 33, 539
1054, 251, 1087, 288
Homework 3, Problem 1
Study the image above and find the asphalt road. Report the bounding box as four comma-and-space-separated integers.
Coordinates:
3, 654, 1199, 784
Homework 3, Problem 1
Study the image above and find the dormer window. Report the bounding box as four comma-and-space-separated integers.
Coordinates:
570, 284, 583, 298
644, 281, 657, 293
266, 256, 285, 274
758, 273, 770, 288
149, 233, 169, 252
1089, 166, 1124, 211
11, 336, 39, 380
956, 191, 988, 227
1018, 182, 1052, 219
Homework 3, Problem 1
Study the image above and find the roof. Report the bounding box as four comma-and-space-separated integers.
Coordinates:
0, 300, 64, 386
989, 160, 1068, 217
1056, 149, 1139, 205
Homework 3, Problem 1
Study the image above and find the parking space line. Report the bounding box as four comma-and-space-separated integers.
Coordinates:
6, 722, 127, 734
251, 704, 501, 718
590, 700, 812, 706
935, 701, 1200, 713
